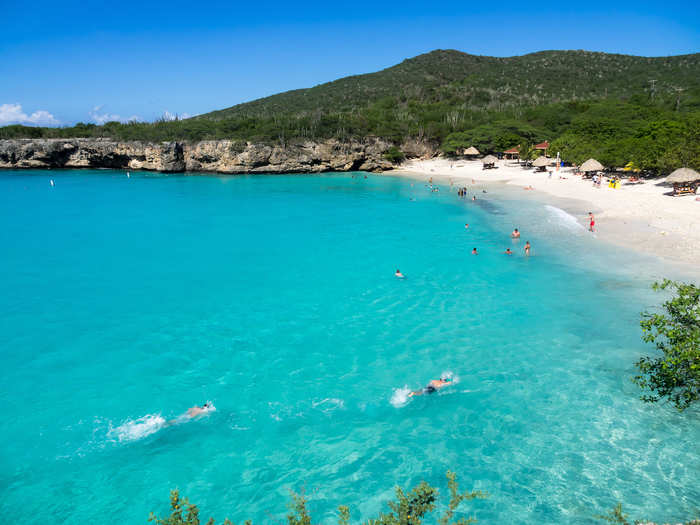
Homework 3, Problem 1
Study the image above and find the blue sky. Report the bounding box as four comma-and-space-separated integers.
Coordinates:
1, 0, 698, 126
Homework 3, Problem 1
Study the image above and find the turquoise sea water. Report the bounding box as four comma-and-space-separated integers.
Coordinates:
1, 170, 698, 524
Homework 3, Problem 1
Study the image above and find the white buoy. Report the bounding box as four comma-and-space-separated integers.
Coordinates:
50, 179, 55, 187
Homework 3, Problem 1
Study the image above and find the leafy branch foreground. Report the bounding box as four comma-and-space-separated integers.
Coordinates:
149, 471, 486, 525
634, 280, 700, 411
149, 472, 699, 525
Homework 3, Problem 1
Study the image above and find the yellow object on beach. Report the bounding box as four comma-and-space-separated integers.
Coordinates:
623, 161, 640, 173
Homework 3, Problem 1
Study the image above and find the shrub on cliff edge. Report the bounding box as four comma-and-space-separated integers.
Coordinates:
383, 146, 405, 164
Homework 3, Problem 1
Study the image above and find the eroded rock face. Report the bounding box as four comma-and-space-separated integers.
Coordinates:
0, 138, 407, 174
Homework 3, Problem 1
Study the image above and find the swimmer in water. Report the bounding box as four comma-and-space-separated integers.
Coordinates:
524, 241, 531, 256
186, 403, 212, 418
464, 223, 469, 229
511, 228, 520, 239
166, 403, 212, 426
408, 377, 453, 397
472, 195, 476, 201
472, 248, 478, 255
505, 248, 513, 255
395, 269, 405, 278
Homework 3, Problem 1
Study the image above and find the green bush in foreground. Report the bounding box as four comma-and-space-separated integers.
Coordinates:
383, 146, 406, 164
149, 480, 700, 525
149, 471, 487, 525
634, 280, 700, 411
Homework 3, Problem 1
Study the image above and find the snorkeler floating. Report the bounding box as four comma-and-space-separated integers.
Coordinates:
408, 377, 453, 397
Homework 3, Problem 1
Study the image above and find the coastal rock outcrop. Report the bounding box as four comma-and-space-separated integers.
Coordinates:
0, 138, 398, 174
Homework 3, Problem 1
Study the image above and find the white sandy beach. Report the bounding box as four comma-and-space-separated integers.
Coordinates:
394, 158, 700, 273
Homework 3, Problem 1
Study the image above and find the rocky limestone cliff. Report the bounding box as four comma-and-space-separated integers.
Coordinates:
0, 138, 432, 173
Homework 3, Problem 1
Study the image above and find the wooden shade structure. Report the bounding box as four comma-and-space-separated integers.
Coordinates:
503, 146, 520, 159
534, 141, 550, 155
666, 167, 700, 184
481, 155, 498, 169
463, 146, 480, 156
580, 158, 604, 172
667, 167, 700, 196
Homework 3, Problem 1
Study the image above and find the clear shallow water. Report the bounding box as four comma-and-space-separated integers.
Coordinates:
0, 170, 698, 524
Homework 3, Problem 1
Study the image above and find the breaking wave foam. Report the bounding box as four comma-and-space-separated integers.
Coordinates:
545, 205, 585, 232
390, 386, 412, 407
109, 414, 166, 442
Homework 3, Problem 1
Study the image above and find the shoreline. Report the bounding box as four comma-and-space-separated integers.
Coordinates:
392, 158, 700, 278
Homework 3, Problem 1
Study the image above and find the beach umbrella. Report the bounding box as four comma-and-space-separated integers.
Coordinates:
579, 158, 604, 172
481, 155, 497, 164
623, 161, 640, 173
464, 146, 480, 155
666, 167, 700, 184
532, 156, 552, 167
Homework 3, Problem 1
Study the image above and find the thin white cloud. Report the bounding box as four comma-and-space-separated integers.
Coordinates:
89, 105, 141, 124
0, 103, 59, 125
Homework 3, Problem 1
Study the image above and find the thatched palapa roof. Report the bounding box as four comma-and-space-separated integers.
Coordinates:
580, 158, 604, 172
532, 156, 552, 167
464, 146, 480, 155
666, 167, 700, 184
481, 155, 498, 164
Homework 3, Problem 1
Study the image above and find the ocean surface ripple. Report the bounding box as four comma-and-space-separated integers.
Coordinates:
0, 170, 697, 524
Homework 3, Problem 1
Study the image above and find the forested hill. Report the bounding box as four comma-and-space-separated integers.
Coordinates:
2, 49, 700, 173
200, 50, 700, 119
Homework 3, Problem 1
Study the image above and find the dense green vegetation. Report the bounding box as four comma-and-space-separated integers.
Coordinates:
634, 280, 700, 411
200, 50, 700, 120
2, 50, 699, 173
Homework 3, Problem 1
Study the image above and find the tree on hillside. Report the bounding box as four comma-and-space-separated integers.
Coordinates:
633, 280, 700, 411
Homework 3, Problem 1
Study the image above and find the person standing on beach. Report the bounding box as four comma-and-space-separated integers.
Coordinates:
524, 241, 531, 256
588, 212, 595, 232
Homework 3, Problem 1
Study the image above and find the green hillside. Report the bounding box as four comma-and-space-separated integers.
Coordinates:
2, 49, 699, 173
200, 49, 700, 119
